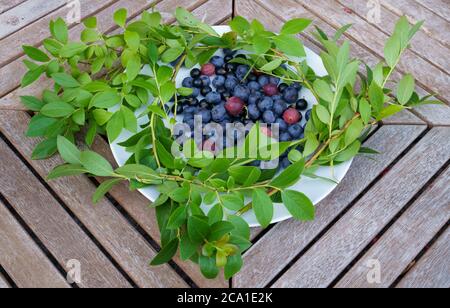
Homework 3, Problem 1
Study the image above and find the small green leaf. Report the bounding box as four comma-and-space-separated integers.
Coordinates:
377, 105, 405, 121
115, 164, 159, 180
220, 193, 244, 211
93, 178, 122, 203
188, 216, 210, 244
52, 73, 80, 88
180, 233, 197, 261
32, 138, 58, 160
80, 151, 115, 176
59, 42, 87, 58
281, 18, 312, 35
368, 82, 384, 113
384, 35, 401, 68
229, 16, 250, 35
224, 254, 243, 279
124, 31, 140, 52
47, 164, 87, 180
274, 34, 306, 58
228, 215, 250, 239
161, 47, 185, 63
20, 96, 44, 111
167, 205, 188, 230
359, 98, 372, 125
207, 204, 224, 225
199, 255, 219, 279
52, 18, 68, 44
252, 189, 274, 228
260, 59, 283, 72
397, 74, 415, 105
106, 111, 123, 143
26, 115, 57, 137
253, 35, 271, 54
150, 238, 179, 266
208, 221, 235, 242
270, 159, 305, 189
344, 118, 364, 146
92, 109, 113, 126
21, 66, 46, 87
23, 45, 50, 62
121, 106, 137, 133
114, 8, 128, 28
282, 190, 315, 221
40, 102, 75, 118
57, 136, 81, 165
313, 79, 334, 103
315, 104, 331, 124
90, 91, 121, 108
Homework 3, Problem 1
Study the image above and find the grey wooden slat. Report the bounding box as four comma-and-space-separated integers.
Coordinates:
0, 138, 131, 288
233, 126, 427, 286
0, 0, 27, 14
271, 127, 450, 288
0, 110, 188, 288
336, 166, 450, 288
0, 273, 11, 288
0, 200, 70, 288
338, 0, 450, 74
397, 228, 450, 288
382, 109, 426, 125
0, 0, 67, 40
0, 0, 118, 67
414, 0, 450, 22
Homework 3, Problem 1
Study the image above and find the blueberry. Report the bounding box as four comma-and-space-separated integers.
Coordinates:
280, 132, 292, 142
182, 77, 194, 88
275, 118, 288, 132
248, 104, 261, 120
199, 100, 210, 110
216, 86, 227, 94
273, 100, 288, 116
248, 92, 262, 105
281, 157, 291, 169
258, 97, 274, 112
288, 124, 304, 139
262, 110, 276, 124
283, 86, 299, 104
201, 86, 212, 96
248, 74, 258, 82
233, 85, 251, 101
224, 55, 234, 63
205, 92, 222, 105
248, 81, 261, 91
188, 97, 199, 106
200, 75, 211, 87
270, 77, 280, 85
199, 109, 212, 123
272, 94, 282, 101
183, 106, 197, 115
223, 49, 235, 56
278, 83, 289, 93
236, 65, 250, 79
193, 78, 203, 88
296, 98, 308, 111
211, 104, 227, 122
190, 68, 201, 78
212, 75, 226, 88
210, 56, 225, 68
249, 160, 261, 167
225, 76, 239, 90
305, 109, 312, 121
225, 63, 237, 73
258, 75, 270, 86
292, 82, 302, 90
188, 88, 200, 98
172, 103, 184, 114
216, 67, 227, 76
221, 92, 232, 100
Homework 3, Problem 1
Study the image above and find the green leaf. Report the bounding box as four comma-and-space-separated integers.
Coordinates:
166, 205, 188, 230
124, 31, 140, 52
92, 109, 112, 126
274, 34, 306, 58
90, 91, 121, 108
161, 47, 185, 63
106, 111, 124, 143
359, 98, 372, 125
344, 118, 364, 146
80, 151, 115, 176
208, 221, 235, 242
155, 140, 175, 169
150, 238, 179, 266
114, 8, 128, 28
83, 16, 97, 28
52, 73, 80, 88
26, 115, 57, 137
270, 159, 305, 189
315, 104, 331, 124
81, 28, 100, 43
252, 189, 274, 228
21, 66, 46, 87
384, 35, 401, 68
199, 255, 219, 279
336, 140, 361, 162
175, 7, 200, 27
313, 79, 334, 103
224, 254, 243, 279
228, 166, 261, 186
281, 18, 312, 35
47, 164, 88, 180
121, 106, 137, 133
188, 216, 210, 244
229, 16, 250, 35
72, 108, 86, 126
59, 42, 87, 58
22, 45, 50, 62
282, 190, 315, 221
253, 35, 271, 54
368, 81, 384, 113
397, 74, 415, 105
93, 178, 122, 203
377, 105, 405, 121
40, 102, 75, 118
207, 204, 224, 225
228, 215, 250, 239
20, 96, 44, 111
159, 82, 176, 104
115, 164, 159, 180
57, 136, 81, 164
52, 18, 68, 44
220, 193, 244, 211
180, 233, 197, 261
126, 53, 141, 81
260, 59, 283, 72
32, 138, 58, 160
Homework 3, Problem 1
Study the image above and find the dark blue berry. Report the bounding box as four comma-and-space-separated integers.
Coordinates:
278, 83, 289, 92
216, 67, 227, 76
233, 85, 251, 101
270, 77, 280, 85
248, 92, 262, 105
201, 86, 212, 96
283, 86, 299, 104
273, 100, 288, 116
249, 160, 261, 167
296, 98, 308, 111
280, 132, 292, 142
258, 75, 270, 86
281, 157, 291, 168
225, 63, 237, 73
199, 109, 212, 123
216, 86, 227, 94
193, 78, 203, 88
275, 118, 288, 132
182, 77, 194, 88
224, 55, 234, 63
248, 81, 261, 91
258, 97, 274, 112
223, 49, 235, 56
190, 68, 201, 78
199, 100, 210, 110
188, 88, 200, 98
292, 82, 302, 90
248, 104, 261, 120
262, 110, 276, 124
248, 74, 258, 82
225, 76, 239, 90
200, 75, 211, 87
288, 124, 304, 139
210, 56, 225, 68
236, 65, 250, 79
211, 104, 227, 122
205, 92, 222, 105
212, 75, 226, 88
305, 109, 312, 121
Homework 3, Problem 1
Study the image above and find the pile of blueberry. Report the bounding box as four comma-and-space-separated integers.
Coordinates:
172, 49, 312, 168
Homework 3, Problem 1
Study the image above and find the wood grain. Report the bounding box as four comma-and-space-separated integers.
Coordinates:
397, 228, 450, 288
233, 124, 426, 287
0, 200, 69, 288
338, 0, 450, 74
336, 166, 450, 288
0, 138, 131, 288
271, 127, 450, 288
0, 110, 187, 288
0, 0, 67, 39
0, 0, 119, 66
0, 273, 11, 288
0, 0, 27, 14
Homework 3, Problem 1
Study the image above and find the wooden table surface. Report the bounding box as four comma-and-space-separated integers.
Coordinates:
0, 0, 449, 288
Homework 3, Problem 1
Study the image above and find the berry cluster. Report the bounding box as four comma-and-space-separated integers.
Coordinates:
172, 50, 312, 168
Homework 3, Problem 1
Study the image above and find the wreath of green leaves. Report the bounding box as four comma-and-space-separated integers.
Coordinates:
20, 7, 438, 280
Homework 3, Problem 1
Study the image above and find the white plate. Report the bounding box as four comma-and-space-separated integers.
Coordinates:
110, 26, 353, 227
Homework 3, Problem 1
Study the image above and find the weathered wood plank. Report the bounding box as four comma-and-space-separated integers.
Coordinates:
0, 110, 187, 288
397, 228, 450, 288
0, 0, 27, 14
0, 0, 118, 67
255, 0, 446, 125
233, 124, 427, 287
0, 200, 70, 288
382, 109, 426, 125
0, 0, 67, 40
414, 0, 450, 22
271, 127, 450, 288
0, 138, 131, 288
0, 273, 11, 288
338, 0, 450, 74
336, 166, 450, 288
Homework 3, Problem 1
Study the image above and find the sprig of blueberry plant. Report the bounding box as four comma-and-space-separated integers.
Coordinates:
20, 8, 439, 280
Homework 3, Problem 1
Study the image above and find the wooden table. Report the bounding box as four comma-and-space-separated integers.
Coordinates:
0, 0, 449, 288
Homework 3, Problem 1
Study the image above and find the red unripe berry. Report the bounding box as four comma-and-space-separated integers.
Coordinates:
261, 126, 272, 137
202, 139, 216, 153
201, 63, 216, 76
283, 108, 301, 124
225, 97, 245, 117
263, 84, 279, 96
